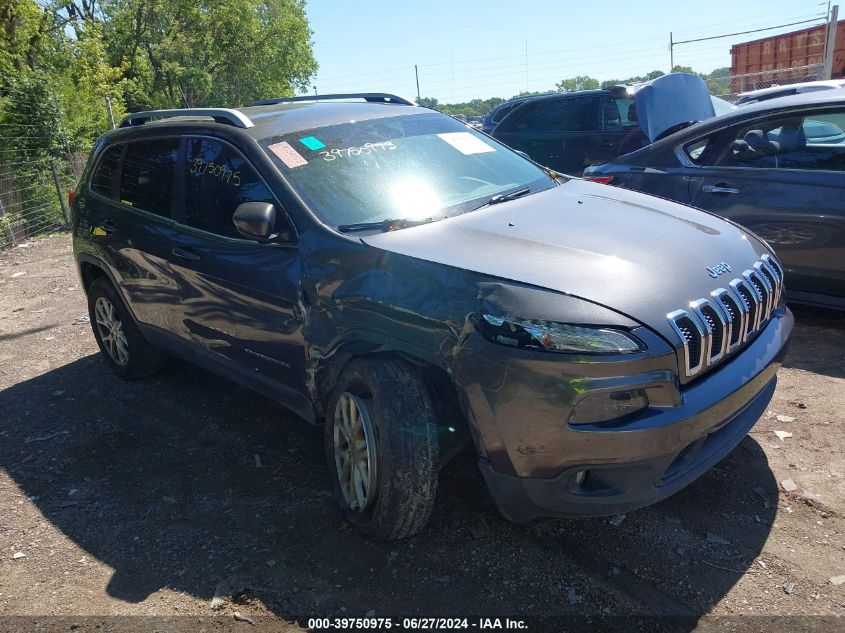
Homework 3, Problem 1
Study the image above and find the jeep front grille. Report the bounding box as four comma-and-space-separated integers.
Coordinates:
668, 255, 784, 378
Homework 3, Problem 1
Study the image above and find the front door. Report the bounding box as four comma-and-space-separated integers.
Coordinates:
689, 107, 845, 300
591, 96, 647, 163
167, 137, 307, 401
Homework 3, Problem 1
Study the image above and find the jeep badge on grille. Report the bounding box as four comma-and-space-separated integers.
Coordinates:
706, 262, 732, 278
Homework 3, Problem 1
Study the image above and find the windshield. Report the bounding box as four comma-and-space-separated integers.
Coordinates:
259, 112, 553, 229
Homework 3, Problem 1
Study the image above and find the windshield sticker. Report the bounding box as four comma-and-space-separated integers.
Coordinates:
437, 132, 495, 155
299, 136, 326, 150
190, 158, 241, 186
320, 142, 396, 161
268, 141, 307, 168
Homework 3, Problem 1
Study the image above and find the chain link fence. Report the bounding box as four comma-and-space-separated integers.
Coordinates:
709, 63, 825, 100
0, 81, 109, 251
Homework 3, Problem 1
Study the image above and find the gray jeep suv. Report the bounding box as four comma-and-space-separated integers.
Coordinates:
71, 93, 793, 540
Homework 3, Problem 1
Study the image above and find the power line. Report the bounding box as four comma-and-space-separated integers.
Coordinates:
673, 17, 827, 45
671, 3, 827, 38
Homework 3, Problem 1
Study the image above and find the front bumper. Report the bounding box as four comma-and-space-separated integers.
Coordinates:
456, 308, 793, 522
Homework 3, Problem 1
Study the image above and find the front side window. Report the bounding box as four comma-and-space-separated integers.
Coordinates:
719, 109, 845, 171
613, 98, 637, 126
184, 139, 276, 238
119, 139, 179, 217
260, 112, 555, 229
91, 145, 123, 198
499, 97, 596, 133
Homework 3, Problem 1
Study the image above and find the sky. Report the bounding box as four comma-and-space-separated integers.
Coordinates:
303, 0, 834, 103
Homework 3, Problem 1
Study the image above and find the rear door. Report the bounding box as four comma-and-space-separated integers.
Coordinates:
492, 95, 598, 174
167, 136, 306, 398
86, 138, 185, 331
689, 107, 845, 299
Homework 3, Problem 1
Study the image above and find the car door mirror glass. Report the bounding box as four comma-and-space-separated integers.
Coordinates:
233, 202, 276, 240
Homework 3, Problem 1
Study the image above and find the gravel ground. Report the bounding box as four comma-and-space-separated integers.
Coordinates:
0, 235, 844, 631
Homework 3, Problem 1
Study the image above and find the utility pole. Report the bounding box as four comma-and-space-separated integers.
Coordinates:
415, 65, 421, 103
105, 96, 115, 130
823, 5, 839, 80
525, 40, 529, 92
669, 32, 674, 72
450, 50, 455, 103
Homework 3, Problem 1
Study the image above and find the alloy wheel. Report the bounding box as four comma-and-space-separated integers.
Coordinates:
333, 392, 378, 512
94, 296, 129, 366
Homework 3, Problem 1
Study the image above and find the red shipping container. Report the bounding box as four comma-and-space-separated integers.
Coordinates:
730, 20, 844, 92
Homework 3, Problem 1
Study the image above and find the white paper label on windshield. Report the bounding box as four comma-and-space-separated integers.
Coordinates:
268, 141, 307, 168
437, 132, 496, 155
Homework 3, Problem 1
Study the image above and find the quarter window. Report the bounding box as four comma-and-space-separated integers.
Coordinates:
119, 139, 179, 217
684, 137, 713, 164
90, 145, 123, 198
184, 139, 276, 238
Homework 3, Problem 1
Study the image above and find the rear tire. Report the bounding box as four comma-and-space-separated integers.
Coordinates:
87, 277, 166, 380
325, 358, 439, 541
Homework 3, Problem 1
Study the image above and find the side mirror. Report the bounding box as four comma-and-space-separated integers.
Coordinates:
233, 202, 276, 240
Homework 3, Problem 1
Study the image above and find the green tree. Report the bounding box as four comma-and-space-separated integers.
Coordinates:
103, 0, 317, 108
0, 75, 70, 245
0, 0, 61, 82
555, 75, 599, 92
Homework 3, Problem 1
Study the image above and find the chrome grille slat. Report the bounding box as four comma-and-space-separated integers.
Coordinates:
710, 288, 739, 353
667, 309, 705, 377
668, 256, 785, 379
760, 255, 782, 304
742, 270, 766, 331
727, 279, 751, 344
752, 263, 775, 320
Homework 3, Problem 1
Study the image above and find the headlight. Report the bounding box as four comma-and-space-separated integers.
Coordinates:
478, 314, 645, 354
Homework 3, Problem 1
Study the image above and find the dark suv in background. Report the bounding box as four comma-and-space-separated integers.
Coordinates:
71, 93, 792, 540
490, 89, 647, 174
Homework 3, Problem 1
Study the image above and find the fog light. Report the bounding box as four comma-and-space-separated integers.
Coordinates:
569, 389, 649, 425
574, 470, 587, 486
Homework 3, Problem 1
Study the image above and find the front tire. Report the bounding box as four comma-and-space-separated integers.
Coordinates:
325, 358, 439, 541
87, 277, 166, 380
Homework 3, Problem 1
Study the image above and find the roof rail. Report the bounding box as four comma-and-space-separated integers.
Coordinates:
251, 93, 414, 107
118, 108, 254, 129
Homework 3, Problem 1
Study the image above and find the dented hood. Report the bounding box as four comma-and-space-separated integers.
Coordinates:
632, 73, 716, 142
361, 180, 770, 339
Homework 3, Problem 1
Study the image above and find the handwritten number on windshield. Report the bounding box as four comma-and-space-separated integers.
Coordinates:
320, 141, 396, 161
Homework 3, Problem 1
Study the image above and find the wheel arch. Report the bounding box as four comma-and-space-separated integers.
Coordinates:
79, 259, 108, 293
315, 345, 472, 468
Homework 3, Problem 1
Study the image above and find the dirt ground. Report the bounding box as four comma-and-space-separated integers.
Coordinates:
1, 235, 844, 631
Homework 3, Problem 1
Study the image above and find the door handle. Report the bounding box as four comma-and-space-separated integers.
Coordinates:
171, 247, 201, 261
93, 220, 118, 235
702, 184, 741, 195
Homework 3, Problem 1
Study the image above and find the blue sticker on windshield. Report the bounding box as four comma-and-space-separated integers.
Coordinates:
299, 136, 326, 150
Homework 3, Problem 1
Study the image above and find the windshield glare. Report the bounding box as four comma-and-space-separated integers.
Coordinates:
260, 112, 553, 229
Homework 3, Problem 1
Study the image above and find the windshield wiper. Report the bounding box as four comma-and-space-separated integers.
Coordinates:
337, 216, 444, 234
488, 187, 531, 204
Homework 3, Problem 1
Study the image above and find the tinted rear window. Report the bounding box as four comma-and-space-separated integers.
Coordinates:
119, 139, 179, 217
498, 97, 596, 133
90, 145, 123, 198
